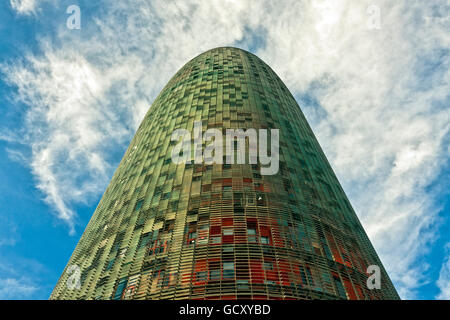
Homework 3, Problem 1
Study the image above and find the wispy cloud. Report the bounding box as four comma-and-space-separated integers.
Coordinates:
0, 277, 38, 299
0, 256, 47, 299
0, 218, 19, 247
437, 244, 450, 300
10, 0, 40, 16
2, 0, 449, 298
2, 47, 133, 233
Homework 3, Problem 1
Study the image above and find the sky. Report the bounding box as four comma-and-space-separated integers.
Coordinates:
0, 0, 449, 300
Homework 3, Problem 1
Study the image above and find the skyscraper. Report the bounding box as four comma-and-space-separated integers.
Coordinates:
51, 47, 399, 300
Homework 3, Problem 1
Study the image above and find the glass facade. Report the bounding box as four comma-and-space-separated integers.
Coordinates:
50, 47, 399, 300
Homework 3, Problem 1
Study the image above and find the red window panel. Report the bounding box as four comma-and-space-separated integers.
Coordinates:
250, 261, 264, 284
331, 248, 344, 264
259, 226, 271, 237
194, 259, 207, 270
181, 272, 192, 285
222, 217, 233, 226
269, 224, 281, 238
222, 235, 234, 244
339, 247, 353, 268
271, 233, 285, 247
350, 251, 364, 273
251, 275, 265, 284
222, 178, 232, 185
326, 233, 344, 264
343, 279, 358, 300
210, 226, 221, 234
278, 260, 291, 286
354, 284, 365, 300
265, 270, 279, 283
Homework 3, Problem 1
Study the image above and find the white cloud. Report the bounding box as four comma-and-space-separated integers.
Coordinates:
10, 0, 39, 15
2, 47, 134, 233
9, 0, 54, 16
0, 218, 18, 247
0, 256, 47, 299
2, 0, 449, 298
437, 245, 450, 300
0, 277, 38, 299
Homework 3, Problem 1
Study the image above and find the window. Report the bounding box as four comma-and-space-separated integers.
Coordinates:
106, 259, 115, 271
263, 262, 274, 270
196, 271, 207, 282
134, 199, 144, 211
210, 270, 220, 280
170, 201, 178, 211
113, 277, 128, 300
260, 236, 269, 244
256, 194, 266, 206
188, 232, 197, 244
223, 262, 235, 279
210, 236, 221, 244
223, 228, 234, 236
161, 192, 170, 200
333, 276, 347, 299
237, 280, 249, 290
246, 194, 255, 206
305, 266, 315, 286
222, 245, 234, 253
247, 228, 257, 243
197, 235, 208, 244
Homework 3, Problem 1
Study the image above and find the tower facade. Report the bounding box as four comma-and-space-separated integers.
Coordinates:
51, 47, 399, 300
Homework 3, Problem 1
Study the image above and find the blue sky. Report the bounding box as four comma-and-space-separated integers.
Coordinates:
0, 0, 449, 300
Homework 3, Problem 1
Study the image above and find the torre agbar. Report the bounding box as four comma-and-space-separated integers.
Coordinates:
51, 47, 399, 300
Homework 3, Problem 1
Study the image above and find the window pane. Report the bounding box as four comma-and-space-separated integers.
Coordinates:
223, 228, 234, 236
